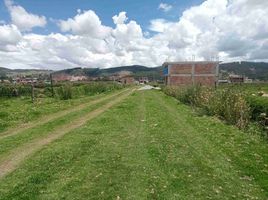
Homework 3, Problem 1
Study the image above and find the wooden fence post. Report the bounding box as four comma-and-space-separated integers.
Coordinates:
50, 73, 54, 97
31, 82, 34, 103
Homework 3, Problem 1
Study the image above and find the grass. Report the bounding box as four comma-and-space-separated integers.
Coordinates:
219, 83, 268, 93
0, 90, 267, 199
163, 84, 268, 132
0, 89, 120, 133
0, 94, 120, 162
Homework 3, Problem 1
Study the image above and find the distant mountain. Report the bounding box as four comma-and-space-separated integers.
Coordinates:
0, 67, 12, 79
0, 67, 12, 73
220, 62, 268, 80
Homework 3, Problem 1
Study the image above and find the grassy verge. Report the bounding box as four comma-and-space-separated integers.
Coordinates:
0, 90, 128, 162
163, 85, 268, 134
0, 90, 267, 199
0, 88, 125, 133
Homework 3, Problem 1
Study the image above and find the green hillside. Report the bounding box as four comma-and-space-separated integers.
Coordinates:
54, 65, 164, 80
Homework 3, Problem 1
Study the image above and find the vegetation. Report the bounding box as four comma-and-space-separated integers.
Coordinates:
0, 82, 124, 100
0, 83, 125, 133
56, 84, 73, 100
0, 84, 32, 97
55, 82, 125, 100
0, 90, 267, 199
163, 85, 251, 129
247, 96, 268, 120
162, 83, 268, 137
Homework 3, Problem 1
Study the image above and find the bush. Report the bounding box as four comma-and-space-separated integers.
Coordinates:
246, 96, 268, 120
82, 82, 124, 96
0, 84, 32, 97
56, 84, 73, 100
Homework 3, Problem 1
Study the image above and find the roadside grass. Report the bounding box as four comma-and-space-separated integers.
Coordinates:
0, 90, 267, 199
0, 90, 128, 162
0, 90, 119, 133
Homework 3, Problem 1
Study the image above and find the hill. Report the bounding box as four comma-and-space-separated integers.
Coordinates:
54, 65, 164, 80
220, 62, 268, 80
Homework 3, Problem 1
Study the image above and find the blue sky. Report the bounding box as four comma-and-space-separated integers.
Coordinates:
0, 0, 204, 34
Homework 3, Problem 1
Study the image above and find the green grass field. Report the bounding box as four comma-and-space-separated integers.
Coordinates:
0, 89, 267, 199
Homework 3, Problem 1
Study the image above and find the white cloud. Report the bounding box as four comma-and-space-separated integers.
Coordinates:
59, 10, 111, 39
1, 0, 268, 69
112, 12, 128, 25
149, 19, 173, 32
4, 0, 47, 31
0, 24, 21, 51
158, 3, 173, 12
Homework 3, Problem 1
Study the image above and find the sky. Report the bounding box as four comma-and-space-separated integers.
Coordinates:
0, 0, 268, 70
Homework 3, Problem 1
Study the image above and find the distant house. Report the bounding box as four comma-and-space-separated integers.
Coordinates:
163, 61, 219, 86
12, 77, 38, 84
229, 75, 244, 83
118, 75, 135, 84
139, 77, 149, 84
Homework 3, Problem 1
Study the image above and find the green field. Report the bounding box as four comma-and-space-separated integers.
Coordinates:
0, 89, 267, 199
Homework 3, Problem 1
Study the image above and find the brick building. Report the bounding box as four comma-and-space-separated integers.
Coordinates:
163, 61, 219, 86
229, 75, 244, 83
118, 75, 135, 84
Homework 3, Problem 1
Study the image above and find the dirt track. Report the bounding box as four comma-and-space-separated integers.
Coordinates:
0, 89, 133, 179
0, 89, 128, 140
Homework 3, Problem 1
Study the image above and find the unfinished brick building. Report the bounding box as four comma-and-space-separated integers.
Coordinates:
163, 61, 219, 86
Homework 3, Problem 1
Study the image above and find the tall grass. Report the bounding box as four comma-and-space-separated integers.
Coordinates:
0, 84, 32, 97
56, 84, 73, 100
0, 82, 125, 100
55, 82, 124, 100
163, 85, 250, 129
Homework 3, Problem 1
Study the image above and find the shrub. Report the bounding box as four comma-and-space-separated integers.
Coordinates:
56, 84, 73, 100
246, 96, 268, 120
0, 84, 32, 97
82, 82, 123, 96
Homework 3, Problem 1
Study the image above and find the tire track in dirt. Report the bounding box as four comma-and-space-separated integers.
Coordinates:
0, 89, 134, 179
0, 89, 129, 140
